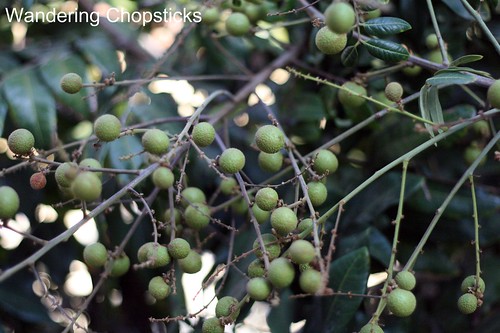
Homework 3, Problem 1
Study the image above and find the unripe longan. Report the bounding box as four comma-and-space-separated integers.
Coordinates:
460, 275, 485, 294
307, 181, 328, 207
271, 207, 298, 235
148, 276, 171, 300
202, 317, 224, 333
0, 186, 20, 219
94, 114, 121, 142
184, 203, 211, 230
109, 254, 130, 277
313, 149, 338, 175
152, 167, 174, 189
142, 129, 170, 155
71, 171, 102, 202
192, 122, 215, 147
457, 293, 478, 314
55, 162, 78, 188
487, 79, 500, 109
394, 271, 416, 291
226, 12, 251, 36
215, 296, 240, 322
387, 289, 416, 317
7, 128, 35, 155
251, 205, 270, 224
219, 148, 245, 174
83, 242, 108, 268
253, 233, 281, 260
79, 158, 102, 178
60, 73, 83, 94
267, 257, 295, 289
220, 177, 238, 195
288, 240, 315, 264
299, 269, 322, 294
255, 187, 279, 211
137, 242, 170, 268
255, 125, 285, 154
359, 323, 384, 333
167, 238, 191, 259
181, 187, 206, 206
258, 151, 283, 173
315, 27, 347, 55
247, 259, 266, 278
385, 82, 404, 102
324, 2, 356, 34
246, 277, 272, 301
338, 82, 367, 108
178, 250, 202, 274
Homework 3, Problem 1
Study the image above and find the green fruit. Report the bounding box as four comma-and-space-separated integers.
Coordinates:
315, 26, 347, 55
253, 233, 281, 260
71, 172, 102, 201
152, 167, 175, 189
60, 73, 83, 94
427, 49, 452, 64
297, 218, 313, 233
363, 9, 381, 20
402, 64, 422, 76
464, 145, 486, 166
83, 242, 108, 267
359, 323, 384, 333
373, 91, 393, 111
457, 293, 478, 314
288, 240, 316, 264
148, 276, 171, 300
338, 82, 367, 108
251, 204, 270, 224
307, 181, 328, 207
178, 250, 202, 273
142, 129, 170, 155
0, 186, 20, 219
394, 271, 416, 291
299, 269, 322, 294
137, 242, 170, 268
7, 129, 35, 155
215, 296, 240, 321
55, 162, 78, 188
30, 172, 47, 190
164, 208, 181, 224
94, 114, 121, 142
219, 148, 246, 174
271, 207, 298, 235
79, 158, 102, 178
231, 197, 249, 215
487, 79, 500, 109
255, 187, 279, 211
258, 151, 283, 173
109, 254, 130, 277
181, 187, 206, 206
247, 259, 266, 278
385, 82, 404, 102
202, 7, 219, 25
226, 12, 251, 36
220, 177, 238, 195
325, 2, 356, 34
244, 3, 264, 23
460, 275, 485, 293
255, 125, 285, 154
184, 203, 211, 230
425, 33, 439, 49
313, 149, 338, 175
246, 277, 272, 301
192, 122, 216, 147
387, 289, 417, 317
202, 317, 224, 333
267, 257, 295, 289
167, 238, 191, 259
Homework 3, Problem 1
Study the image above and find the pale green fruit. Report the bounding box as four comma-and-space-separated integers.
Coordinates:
109, 254, 130, 277
461, 275, 485, 294
94, 114, 121, 142
148, 276, 171, 300
325, 2, 356, 34
359, 323, 384, 333
181, 187, 206, 206
457, 293, 478, 314
271, 207, 298, 235
394, 271, 416, 291
251, 205, 270, 224
192, 122, 216, 147
288, 240, 315, 264
307, 181, 328, 207
152, 167, 175, 189
71, 172, 102, 202
315, 27, 347, 55
338, 82, 367, 108
167, 238, 191, 259
247, 259, 265, 278
0, 186, 20, 219
258, 151, 283, 173
178, 250, 202, 273
425, 33, 439, 49
202, 7, 220, 26
220, 177, 238, 195
487, 79, 500, 109
60, 73, 83, 94
255, 125, 285, 154
219, 148, 246, 174
385, 82, 404, 102
299, 269, 322, 294
79, 158, 102, 178
7, 128, 35, 155
387, 289, 416, 317
202, 317, 224, 333
215, 296, 240, 322
313, 149, 338, 175
142, 129, 169, 155
83, 242, 108, 268
253, 233, 281, 260
226, 12, 251, 36
297, 218, 313, 234
246, 277, 272, 301
184, 203, 211, 230
255, 187, 279, 211
267, 257, 295, 289
55, 162, 78, 188
137, 242, 171, 268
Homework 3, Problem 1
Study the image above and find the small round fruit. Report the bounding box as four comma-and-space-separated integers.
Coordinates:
338, 82, 367, 108
487, 79, 500, 109
247, 259, 266, 278
464, 145, 486, 166
288, 240, 316, 264
460, 275, 486, 294
313, 149, 338, 175
255, 125, 285, 154
255, 187, 279, 211
109, 254, 130, 277
94, 114, 121, 142
71, 172, 102, 202
271, 207, 298, 235
164, 208, 181, 224
425, 33, 439, 49
251, 204, 270, 224
299, 269, 322, 294
315, 27, 347, 55
202, 317, 224, 333
231, 197, 248, 215
167, 238, 191, 259
83, 242, 108, 267
178, 250, 202, 274
219, 148, 245, 174
137, 242, 170, 268
324, 2, 356, 34
215, 296, 240, 321
142, 129, 169, 155
192, 122, 215, 147
226, 12, 251, 36
30, 172, 47, 190
184, 203, 211, 230
202, 7, 219, 25
387, 289, 417, 317
267, 257, 295, 289
0, 186, 20, 219
55, 162, 78, 188
246, 277, 272, 301
297, 218, 313, 233
181, 187, 206, 206
79, 158, 102, 178
245, 3, 263, 23
385, 82, 404, 102
457, 293, 478, 314
394, 271, 416, 291
363, 9, 381, 20
258, 151, 283, 173
253, 233, 281, 260
402, 64, 422, 76
152, 167, 175, 189
7, 129, 35, 155
60, 73, 83, 94
427, 49, 452, 64
359, 323, 384, 333
148, 276, 171, 300
220, 177, 238, 195
307, 181, 328, 207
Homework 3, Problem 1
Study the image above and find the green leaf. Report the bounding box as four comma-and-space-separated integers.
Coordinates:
0, 96, 7, 136
0, 286, 53, 324
435, 67, 492, 78
362, 17, 412, 37
419, 84, 435, 138
428, 85, 444, 127
290, 93, 324, 121
268, 289, 295, 332
325, 247, 370, 333
338, 228, 392, 265
449, 54, 483, 66
363, 39, 410, 62
101, 135, 143, 185
341, 45, 359, 67
2, 68, 56, 149
426, 71, 477, 86
441, 0, 473, 19
76, 35, 120, 74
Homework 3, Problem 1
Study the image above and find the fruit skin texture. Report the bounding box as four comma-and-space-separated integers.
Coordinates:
109, 254, 130, 277
219, 148, 246, 174
202, 317, 224, 333
251, 204, 270, 224
307, 181, 328, 207
83, 242, 108, 267
178, 250, 202, 274
192, 122, 216, 147
152, 167, 175, 189
71, 172, 102, 201
184, 203, 211, 230
315, 26, 347, 55
359, 323, 384, 333
288, 240, 316, 264
487, 79, 500, 109
313, 149, 338, 175
0, 186, 20, 219
94, 114, 121, 142
79, 158, 102, 178
167, 238, 191, 259
142, 129, 170, 155
255, 187, 279, 211
461, 275, 485, 293
394, 271, 416, 291
60, 73, 83, 94
255, 125, 285, 154
253, 233, 281, 260
297, 218, 313, 233
8, 128, 35, 155
55, 162, 78, 188
246, 277, 272, 301
267, 257, 295, 289
215, 296, 240, 321
338, 82, 367, 108
457, 293, 478, 314
30, 172, 47, 190
137, 242, 171, 268
299, 269, 322, 294
225, 12, 251, 36
202, 7, 219, 25
220, 177, 238, 195
148, 276, 171, 300
181, 187, 206, 206
387, 288, 417, 317
258, 151, 283, 172
325, 2, 356, 34
385, 82, 404, 102
271, 206, 298, 235
425, 33, 439, 49
247, 259, 266, 278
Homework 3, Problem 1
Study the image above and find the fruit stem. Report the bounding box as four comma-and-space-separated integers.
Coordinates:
459, 0, 500, 56
468, 175, 482, 285
426, 0, 450, 66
